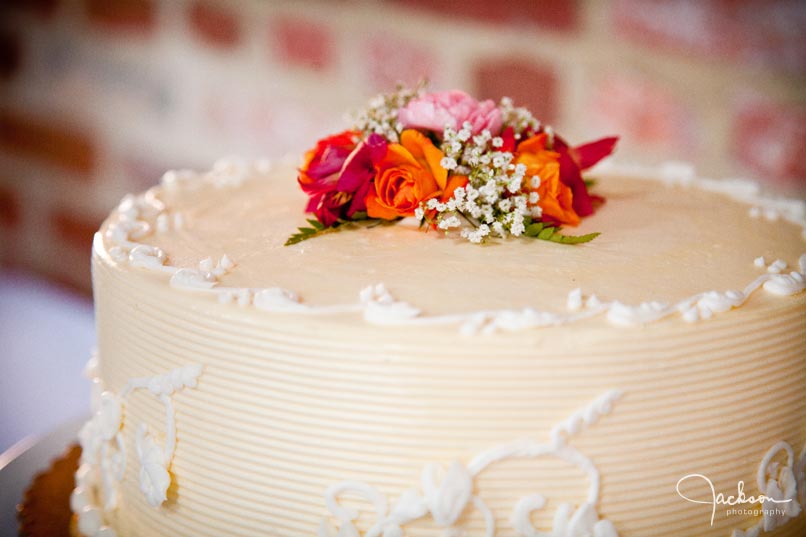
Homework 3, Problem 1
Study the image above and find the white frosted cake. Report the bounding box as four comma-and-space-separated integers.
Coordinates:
71, 89, 806, 537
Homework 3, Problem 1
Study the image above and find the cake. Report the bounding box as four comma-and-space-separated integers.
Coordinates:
70, 89, 806, 537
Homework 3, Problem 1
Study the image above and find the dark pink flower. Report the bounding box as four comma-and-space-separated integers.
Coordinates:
305, 190, 350, 228
337, 133, 387, 217
298, 131, 387, 225
553, 135, 618, 217
298, 130, 359, 197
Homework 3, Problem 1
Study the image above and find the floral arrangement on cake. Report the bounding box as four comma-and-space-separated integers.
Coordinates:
287, 84, 617, 246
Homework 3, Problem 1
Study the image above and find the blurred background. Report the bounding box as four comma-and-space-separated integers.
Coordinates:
0, 0, 804, 452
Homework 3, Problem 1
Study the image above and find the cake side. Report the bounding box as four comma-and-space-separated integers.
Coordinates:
83, 241, 805, 536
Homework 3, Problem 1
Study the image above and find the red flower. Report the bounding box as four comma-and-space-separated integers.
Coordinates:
298, 131, 386, 226
509, 128, 617, 219
553, 135, 618, 217
499, 126, 517, 153
308, 190, 351, 228
337, 133, 387, 218
298, 130, 358, 197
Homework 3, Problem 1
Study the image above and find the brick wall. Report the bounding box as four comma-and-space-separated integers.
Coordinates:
1, 0, 804, 292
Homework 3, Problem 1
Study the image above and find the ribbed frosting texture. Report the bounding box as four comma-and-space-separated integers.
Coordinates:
84, 165, 806, 536
94, 248, 806, 537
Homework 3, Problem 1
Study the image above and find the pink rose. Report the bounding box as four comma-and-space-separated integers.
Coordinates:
398, 90, 503, 136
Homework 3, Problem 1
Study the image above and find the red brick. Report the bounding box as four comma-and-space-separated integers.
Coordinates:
3, 0, 59, 18
0, 185, 20, 228
50, 270, 93, 295
84, 0, 156, 35
390, 0, 580, 33
611, 0, 806, 74
733, 95, 806, 190
589, 73, 696, 151
474, 58, 558, 124
0, 29, 22, 80
271, 16, 333, 71
49, 208, 101, 292
39, 256, 94, 295
51, 208, 102, 254
0, 256, 93, 296
188, 1, 241, 50
364, 35, 436, 91
0, 111, 96, 176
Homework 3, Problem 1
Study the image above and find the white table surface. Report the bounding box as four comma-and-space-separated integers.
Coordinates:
0, 270, 95, 454
0, 270, 95, 535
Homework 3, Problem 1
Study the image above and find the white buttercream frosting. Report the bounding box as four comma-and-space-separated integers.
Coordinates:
320, 391, 621, 537
169, 268, 216, 290
135, 424, 170, 508
78, 159, 806, 536
731, 441, 805, 536
73, 359, 203, 536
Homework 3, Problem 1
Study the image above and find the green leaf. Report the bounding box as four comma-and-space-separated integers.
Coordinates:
525, 223, 600, 245
285, 221, 340, 246
306, 218, 325, 230
285, 215, 394, 246
584, 178, 597, 189
350, 211, 369, 221
549, 231, 600, 244
537, 227, 555, 240
524, 222, 545, 237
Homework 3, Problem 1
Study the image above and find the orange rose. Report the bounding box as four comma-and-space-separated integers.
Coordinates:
516, 133, 580, 226
366, 130, 450, 219
441, 174, 469, 202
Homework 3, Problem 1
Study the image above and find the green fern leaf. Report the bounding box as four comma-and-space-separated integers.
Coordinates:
523, 222, 600, 244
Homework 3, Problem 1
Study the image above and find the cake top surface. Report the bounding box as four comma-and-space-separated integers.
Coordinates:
97, 86, 806, 330
100, 160, 806, 326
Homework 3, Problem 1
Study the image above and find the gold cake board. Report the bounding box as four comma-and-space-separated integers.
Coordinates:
16, 444, 80, 537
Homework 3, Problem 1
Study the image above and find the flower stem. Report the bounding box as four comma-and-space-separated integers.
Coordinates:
457, 211, 479, 229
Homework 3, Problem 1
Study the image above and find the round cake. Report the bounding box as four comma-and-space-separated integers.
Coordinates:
69, 159, 806, 537
70, 88, 806, 537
